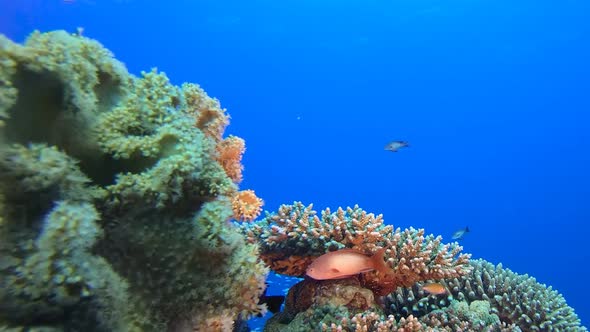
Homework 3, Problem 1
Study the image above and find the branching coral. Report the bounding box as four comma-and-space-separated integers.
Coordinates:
385, 259, 586, 331
242, 202, 470, 297
265, 264, 576, 331
363, 227, 471, 296
251, 203, 585, 331
243, 202, 393, 260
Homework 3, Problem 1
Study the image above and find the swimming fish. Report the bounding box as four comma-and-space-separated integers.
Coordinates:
256, 283, 285, 316
259, 294, 284, 314
384, 140, 409, 152
422, 282, 447, 295
452, 226, 470, 240
306, 248, 392, 280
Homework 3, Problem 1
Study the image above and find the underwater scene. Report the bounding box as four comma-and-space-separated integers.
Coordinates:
0, 0, 589, 331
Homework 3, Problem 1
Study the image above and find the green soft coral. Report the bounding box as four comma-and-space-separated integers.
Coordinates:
0, 30, 266, 331
2, 201, 133, 330
96, 69, 235, 208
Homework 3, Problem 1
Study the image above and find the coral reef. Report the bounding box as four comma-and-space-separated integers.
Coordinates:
242, 202, 471, 296
264, 277, 404, 332
243, 203, 586, 331
263, 258, 586, 331
0, 30, 267, 331
0, 29, 586, 332
386, 259, 587, 331
265, 277, 512, 331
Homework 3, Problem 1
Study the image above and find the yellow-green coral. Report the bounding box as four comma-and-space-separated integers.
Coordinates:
0, 50, 17, 126
1, 30, 129, 115
1, 201, 133, 330
0, 30, 266, 331
181, 82, 230, 143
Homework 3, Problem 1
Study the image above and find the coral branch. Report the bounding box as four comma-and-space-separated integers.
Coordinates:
242, 202, 471, 296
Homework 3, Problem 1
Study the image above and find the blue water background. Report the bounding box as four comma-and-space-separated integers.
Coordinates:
2, 0, 589, 328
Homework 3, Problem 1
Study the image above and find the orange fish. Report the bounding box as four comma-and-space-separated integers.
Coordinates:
306, 248, 392, 280
422, 282, 447, 295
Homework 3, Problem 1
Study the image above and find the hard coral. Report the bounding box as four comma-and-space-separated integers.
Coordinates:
266, 277, 424, 332
243, 202, 470, 296
363, 227, 471, 296
386, 259, 587, 331
244, 202, 393, 261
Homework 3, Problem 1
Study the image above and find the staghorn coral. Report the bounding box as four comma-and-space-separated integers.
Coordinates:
231, 189, 264, 222
0, 30, 267, 331
243, 202, 395, 263
244, 202, 475, 331
385, 259, 586, 331
252, 203, 583, 331
243, 202, 470, 296
362, 227, 471, 296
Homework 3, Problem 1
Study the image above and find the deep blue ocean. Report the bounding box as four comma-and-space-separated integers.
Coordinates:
2, 0, 589, 329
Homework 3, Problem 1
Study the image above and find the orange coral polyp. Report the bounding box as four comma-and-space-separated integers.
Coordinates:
196, 108, 230, 142
232, 190, 264, 222
216, 135, 245, 183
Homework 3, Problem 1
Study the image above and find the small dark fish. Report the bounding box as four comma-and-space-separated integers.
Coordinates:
257, 283, 285, 316
260, 294, 285, 314
385, 140, 409, 152
452, 226, 470, 240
